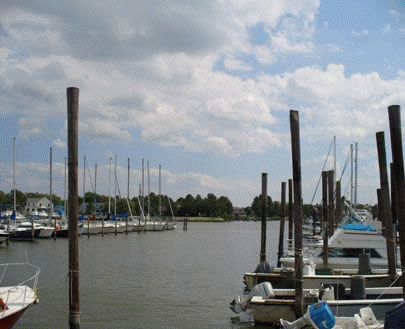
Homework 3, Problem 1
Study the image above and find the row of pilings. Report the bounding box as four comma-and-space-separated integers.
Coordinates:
258, 106, 405, 318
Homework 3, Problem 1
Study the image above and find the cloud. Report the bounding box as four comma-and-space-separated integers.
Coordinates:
351, 30, 369, 37
53, 138, 66, 148
325, 44, 343, 53
223, 57, 252, 71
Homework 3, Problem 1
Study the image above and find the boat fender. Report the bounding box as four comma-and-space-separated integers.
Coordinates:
319, 284, 335, 301
0, 297, 8, 310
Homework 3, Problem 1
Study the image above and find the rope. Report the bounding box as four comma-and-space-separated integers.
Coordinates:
365, 271, 403, 307
310, 137, 334, 206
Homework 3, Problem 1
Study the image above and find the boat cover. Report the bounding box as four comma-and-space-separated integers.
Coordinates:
343, 223, 376, 232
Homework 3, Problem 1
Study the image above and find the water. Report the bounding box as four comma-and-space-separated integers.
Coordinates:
1, 221, 282, 328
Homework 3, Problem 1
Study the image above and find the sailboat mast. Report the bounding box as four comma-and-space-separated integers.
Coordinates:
94, 164, 97, 217
350, 144, 353, 205
159, 164, 161, 217
142, 159, 145, 214
108, 157, 111, 215
354, 142, 358, 210
49, 147, 53, 223
64, 157, 67, 217
114, 155, 117, 235
83, 156, 86, 214
12, 137, 16, 215
147, 160, 150, 218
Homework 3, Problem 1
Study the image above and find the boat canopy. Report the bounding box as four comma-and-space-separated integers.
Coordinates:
343, 223, 376, 232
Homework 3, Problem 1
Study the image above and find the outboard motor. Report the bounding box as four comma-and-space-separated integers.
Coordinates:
319, 284, 335, 301
230, 282, 274, 314
280, 301, 336, 329
254, 261, 273, 273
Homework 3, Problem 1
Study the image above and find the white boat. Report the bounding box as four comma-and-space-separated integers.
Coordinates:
145, 220, 164, 231
0, 263, 40, 329
0, 230, 9, 245
279, 220, 397, 270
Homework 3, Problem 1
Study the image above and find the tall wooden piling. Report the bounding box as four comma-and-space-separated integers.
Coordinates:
277, 182, 286, 267
376, 132, 396, 277
335, 180, 341, 227
288, 179, 293, 242
328, 170, 335, 237
388, 105, 405, 297
126, 158, 129, 234
322, 171, 328, 266
390, 163, 398, 226
377, 189, 383, 234
260, 173, 268, 263
67, 87, 80, 329
289, 110, 304, 317
50, 147, 55, 240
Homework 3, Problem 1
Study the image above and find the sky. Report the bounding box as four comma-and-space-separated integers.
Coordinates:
0, 0, 405, 207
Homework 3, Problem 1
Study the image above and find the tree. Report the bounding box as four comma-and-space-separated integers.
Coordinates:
251, 195, 273, 218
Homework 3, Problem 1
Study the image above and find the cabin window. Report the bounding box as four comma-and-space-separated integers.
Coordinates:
319, 248, 382, 258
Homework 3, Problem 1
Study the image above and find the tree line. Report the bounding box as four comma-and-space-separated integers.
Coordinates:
0, 190, 233, 219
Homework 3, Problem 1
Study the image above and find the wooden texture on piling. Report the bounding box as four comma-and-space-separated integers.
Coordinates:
376, 132, 396, 277
390, 163, 398, 225
322, 171, 328, 266
335, 180, 341, 228
288, 179, 293, 241
260, 173, 267, 263
289, 110, 304, 317
388, 105, 405, 297
277, 182, 286, 267
327, 170, 335, 237
67, 87, 80, 328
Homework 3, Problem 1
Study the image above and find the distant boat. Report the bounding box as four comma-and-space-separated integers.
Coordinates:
9, 223, 40, 241
0, 263, 40, 329
0, 230, 9, 245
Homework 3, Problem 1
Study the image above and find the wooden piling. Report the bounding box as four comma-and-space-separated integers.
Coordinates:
260, 173, 268, 263
322, 171, 328, 266
328, 170, 335, 237
377, 188, 383, 234
376, 132, 396, 277
126, 158, 129, 234
67, 87, 80, 329
50, 147, 55, 240
390, 163, 398, 226
335, 180, 341, 228
289, 110, 304, 317
288, 179, 293, 242
277, 182, 286, 267
387, 105, 405, 297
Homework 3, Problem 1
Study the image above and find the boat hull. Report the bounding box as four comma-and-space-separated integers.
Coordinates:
0, 305, 28, 329
9, 229, 40, 241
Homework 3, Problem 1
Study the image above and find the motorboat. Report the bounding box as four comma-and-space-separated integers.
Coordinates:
0, 230, 9, 245
0, 263, 40, 329
9, 223, 40, 241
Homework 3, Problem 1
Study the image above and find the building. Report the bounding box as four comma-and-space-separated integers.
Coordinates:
26, 197, 52, 213
79, 202, 104, 214
233, 207, 247, 220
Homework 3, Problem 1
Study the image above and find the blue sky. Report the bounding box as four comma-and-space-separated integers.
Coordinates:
0, 1, 405, 207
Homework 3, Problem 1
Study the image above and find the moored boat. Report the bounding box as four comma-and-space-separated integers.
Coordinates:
0, 263, 40, 329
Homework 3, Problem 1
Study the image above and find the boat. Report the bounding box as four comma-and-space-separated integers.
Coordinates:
0, 230, 9, 245
0, 263, 40, 329
9, 223, 40, 241
231, 281, 403, 325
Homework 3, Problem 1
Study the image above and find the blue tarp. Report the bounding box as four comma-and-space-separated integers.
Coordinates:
343, 223, 376, 232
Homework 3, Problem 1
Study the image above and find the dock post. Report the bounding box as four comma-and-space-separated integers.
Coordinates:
288, 179, 293, 245
335, 180, 341, 228
387, 105, 405, 298
50, 147, 55, 241
67, 87, 80, 329
328, 171, 333, 235
289, 110, 304, 317
260, 173, 268, 264
390, 163, 398, 227
126, 157, 129, 234
277, 182, 286, 267
376, 132, 396, 278
322, 171, 328, 266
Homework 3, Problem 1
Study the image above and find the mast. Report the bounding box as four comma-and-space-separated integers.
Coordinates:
350, 144, 353, 206
83, 156, 86, 215
159, 164, 162, 218
148, 160, 152, 229
64, 157, 67, 218
126, 157, 129, 234
13, 137, 16, 214
354, 142, 358, 210
94, 164, 97, 219
142, 159, 145, 215
49, 147, 53, 226
114, 155, 117, 235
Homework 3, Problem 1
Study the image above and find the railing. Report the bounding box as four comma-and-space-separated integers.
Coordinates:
0, 263, 40, 316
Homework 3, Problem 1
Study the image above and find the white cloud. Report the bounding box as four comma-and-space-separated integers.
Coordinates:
351, 30, 369, 37
382, 24, 392, 34
254, 45, 275, 65
389, 9, 400, 18
223, 57, 252, 71
53, 138, 66, 148
325, 44, 343, 53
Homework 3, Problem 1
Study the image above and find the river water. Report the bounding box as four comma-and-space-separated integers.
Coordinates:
2, 221, 283, 328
